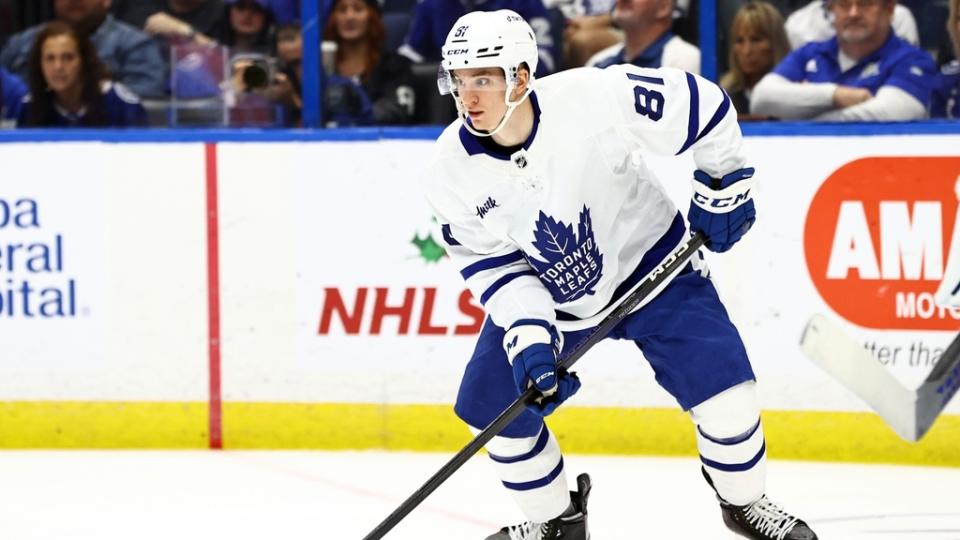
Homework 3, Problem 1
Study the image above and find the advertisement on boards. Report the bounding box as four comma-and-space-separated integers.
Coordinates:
0, 143, 208, 400
0, 144, 108, 377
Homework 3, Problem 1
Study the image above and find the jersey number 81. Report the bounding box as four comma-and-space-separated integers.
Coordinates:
626, 73, 665, 121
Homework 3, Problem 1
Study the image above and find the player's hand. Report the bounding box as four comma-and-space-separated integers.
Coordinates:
504, 320, 580, 415
686, 167, 756, 253
532, 370, 581, 416
833, 86, 872, 108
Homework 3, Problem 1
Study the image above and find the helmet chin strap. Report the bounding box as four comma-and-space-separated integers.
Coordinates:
456, 84, 533, 138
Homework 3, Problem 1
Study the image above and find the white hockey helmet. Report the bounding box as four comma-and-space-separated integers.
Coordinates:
438, 10, 539, 136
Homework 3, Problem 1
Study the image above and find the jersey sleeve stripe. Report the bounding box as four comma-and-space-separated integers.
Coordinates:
676, 72, 701, 155
626, 73, 665, 85
692, 90, 732, 147
480, 269, 539, 305
441, 224, 462, 246
460, 250, 526, 279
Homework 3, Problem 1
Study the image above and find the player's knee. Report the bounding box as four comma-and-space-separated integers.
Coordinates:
479, 426, 548, 458
690, 381, 760, 438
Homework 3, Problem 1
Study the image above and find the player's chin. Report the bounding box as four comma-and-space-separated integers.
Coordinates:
467, 114, 488, 129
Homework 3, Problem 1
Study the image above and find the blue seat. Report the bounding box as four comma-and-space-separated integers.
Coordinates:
383, 11, 411, 52
383, 0, 416, 12
900, 0, 949, 52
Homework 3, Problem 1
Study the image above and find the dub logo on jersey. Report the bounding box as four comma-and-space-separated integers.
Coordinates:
527, 206, 603, 303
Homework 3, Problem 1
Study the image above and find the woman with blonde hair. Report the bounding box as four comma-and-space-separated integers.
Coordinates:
720, 1, 790, 120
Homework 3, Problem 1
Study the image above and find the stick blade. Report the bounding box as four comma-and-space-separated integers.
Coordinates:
914, 331, 960, 440
800, 314, 920, 441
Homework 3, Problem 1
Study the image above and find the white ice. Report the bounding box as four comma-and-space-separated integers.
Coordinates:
0, 450, 958, 539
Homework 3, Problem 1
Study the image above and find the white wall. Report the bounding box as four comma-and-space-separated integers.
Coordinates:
2, 135, 958, 415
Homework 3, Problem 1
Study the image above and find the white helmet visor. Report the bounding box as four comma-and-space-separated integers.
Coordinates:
437, 66, 510, 96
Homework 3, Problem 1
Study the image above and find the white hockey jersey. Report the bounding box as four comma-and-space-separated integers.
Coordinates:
421, 65, 748, 331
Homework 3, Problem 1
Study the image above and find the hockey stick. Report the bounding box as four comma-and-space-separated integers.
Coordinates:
799, 314, 960, 442
362, 232, 706, 539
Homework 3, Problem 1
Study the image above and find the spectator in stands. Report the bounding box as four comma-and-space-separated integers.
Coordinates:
784, 0, 917, 49
17, 21, 148, 127
1, 67, 28, 127
324, 0, 416, 125
115, 0, 225, 45
751, 0, 937, 121
262, 22, 303, 124
537, 0, 620, 69
586, 0, 700, 74
399, 0, 558, 77
932, 0, 959, 118
215, 0, 276, 54
0, 0, 165, 98
720, 1, 789, 119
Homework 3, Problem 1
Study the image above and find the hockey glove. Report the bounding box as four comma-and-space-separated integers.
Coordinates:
504, 320, 581, 417
687, 167, 756, 253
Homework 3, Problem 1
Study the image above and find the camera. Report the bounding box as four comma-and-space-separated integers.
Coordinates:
231, 53, 277, 92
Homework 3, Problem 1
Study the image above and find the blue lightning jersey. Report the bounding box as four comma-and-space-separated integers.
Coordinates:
931, 61, 959, 119
1, 67, 27, 122
773, 32, 937, 108
400, 0, 558, 76
422, 66, 747, 331
17, 81, 148, 127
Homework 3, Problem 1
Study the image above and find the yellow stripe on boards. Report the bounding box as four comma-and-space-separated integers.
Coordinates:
0, 401, 208, 448
223, 403, 472, 450
2, 401, 958, 467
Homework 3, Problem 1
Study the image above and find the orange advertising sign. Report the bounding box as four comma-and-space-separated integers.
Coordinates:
805, 157, 960, 330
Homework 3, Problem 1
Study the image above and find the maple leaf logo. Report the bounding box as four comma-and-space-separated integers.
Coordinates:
411, 233, 446, 264
526, 206, 603, 303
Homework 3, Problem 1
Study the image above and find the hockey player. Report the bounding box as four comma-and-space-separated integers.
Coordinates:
420, 9, 819, 540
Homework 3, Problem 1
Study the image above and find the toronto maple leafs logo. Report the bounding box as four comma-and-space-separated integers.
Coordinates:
526, 206, 603, 303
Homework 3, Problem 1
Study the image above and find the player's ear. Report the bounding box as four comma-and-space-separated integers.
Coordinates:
515, 63, 531, 92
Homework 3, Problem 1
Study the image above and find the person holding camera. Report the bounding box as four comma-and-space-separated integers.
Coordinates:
216, 0, 276, 54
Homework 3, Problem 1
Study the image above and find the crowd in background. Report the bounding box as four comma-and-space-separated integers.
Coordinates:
0, 0, 956, 128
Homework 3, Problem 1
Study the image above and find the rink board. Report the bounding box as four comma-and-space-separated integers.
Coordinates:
0, 126, 959, 465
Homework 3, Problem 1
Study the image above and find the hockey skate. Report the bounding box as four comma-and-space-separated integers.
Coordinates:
702, 467, 817, 540
485, 473, 591, 540
719, 495, 818, 540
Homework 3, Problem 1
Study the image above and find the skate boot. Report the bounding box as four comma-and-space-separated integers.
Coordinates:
720, 494, 818, 540
485, 473, 591, 540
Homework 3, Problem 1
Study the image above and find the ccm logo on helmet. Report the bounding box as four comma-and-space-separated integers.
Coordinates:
446, 48, 469, 55
506, 15, 522, 21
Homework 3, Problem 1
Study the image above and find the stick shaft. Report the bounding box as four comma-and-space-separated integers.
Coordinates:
363, 232, 705, 540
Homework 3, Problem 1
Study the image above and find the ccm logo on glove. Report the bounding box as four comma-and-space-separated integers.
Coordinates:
503, 319, 580, 416
687, 167, 757, 253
